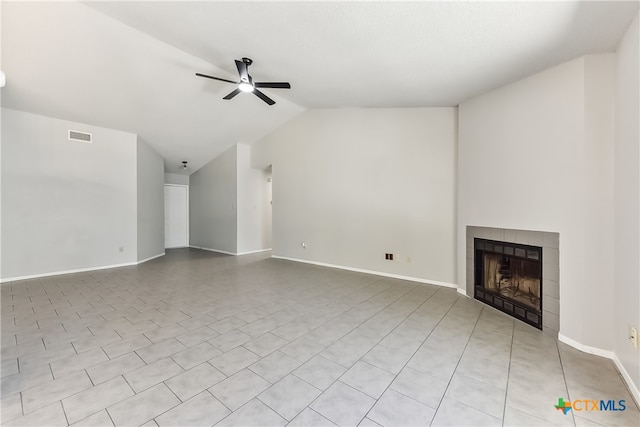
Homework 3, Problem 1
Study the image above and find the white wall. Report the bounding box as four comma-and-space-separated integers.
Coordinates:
252, 108, 457, 283
1, 109, 138, 279
137, 138, 165, 261
165, 172, 189, 186
614, 12, 640, 398
458, 55, 616, 350
236, 143, 271, 254
189, 144, 237, 254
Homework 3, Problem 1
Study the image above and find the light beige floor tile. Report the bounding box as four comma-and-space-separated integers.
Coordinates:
144, 323, 189, 344
176, 326, 220, 348
62, 376, 134, 424
293, 355, 346, 390
135, 338, 187, 364
155, 391, 230, 426
124, 357, 183, 392
288, 408, 337, 427
248, 350, 302, 383
243, 333, 289, 357
17, 343, 76, 372
70, 409, 115, 426
1, 364, 53, 396
209, 346, 261, 376
3, 402, 67, 427
358, 417, 382, 426
102, 334, 152, 359
389, 366, 448, 409
165, 362, 227, 401
339, 360, 395, 399
209, 369, 271, 411
209, 330, 253, 352
72, 330, 122, 354
368, 389, 435, 426
215, 398, 286, 427
107, 383, 180, 426
50, 347, 108, 378
171, 341, 222, 370
258, 375, 322, 420
22, 370, 93, 414
445, 372, 506, 419
1, 392, 24, 422
310, 381, 376, 426
432, 396, 502, 427
86, 351, 145, 384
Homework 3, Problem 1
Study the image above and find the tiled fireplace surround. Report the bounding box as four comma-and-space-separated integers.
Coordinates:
466, 226, 560, 336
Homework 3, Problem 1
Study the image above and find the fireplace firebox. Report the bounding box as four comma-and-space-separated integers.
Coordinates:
474, 238, 542, 329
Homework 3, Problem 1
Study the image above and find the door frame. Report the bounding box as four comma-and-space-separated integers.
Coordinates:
164, 184, 189, 248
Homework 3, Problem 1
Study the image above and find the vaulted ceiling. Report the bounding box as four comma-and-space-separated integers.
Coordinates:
2, 1, 638, 173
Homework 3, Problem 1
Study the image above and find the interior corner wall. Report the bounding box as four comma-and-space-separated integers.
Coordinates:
251, 108, 458, 284
457, 56, 616, 351
136, 138, 165, 262
1, 108, 138, 280
614, 11, 640, 398
189, 144, 238, 254
236, 143, 270, 255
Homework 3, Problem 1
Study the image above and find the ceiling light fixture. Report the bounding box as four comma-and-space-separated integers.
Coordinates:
238, 81, 254, 93
182, 161, 188, 170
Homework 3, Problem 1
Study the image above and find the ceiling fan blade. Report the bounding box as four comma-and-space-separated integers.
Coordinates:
253, 88, 276, 105
255, 82, 291, 89
223, 88, 242, 100
195, 73, 237, 84
235, 60, 249, 81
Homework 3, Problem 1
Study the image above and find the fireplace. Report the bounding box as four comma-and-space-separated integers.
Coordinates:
474, 238, 543, 329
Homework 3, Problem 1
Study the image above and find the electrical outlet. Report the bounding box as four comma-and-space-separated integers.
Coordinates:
406, 256, 411, 263
630, 325, 638, 349
119, 246, 124, 253
301, 242, 306, 249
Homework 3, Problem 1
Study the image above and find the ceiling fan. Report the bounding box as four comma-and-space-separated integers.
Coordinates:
196, 57, 290, 105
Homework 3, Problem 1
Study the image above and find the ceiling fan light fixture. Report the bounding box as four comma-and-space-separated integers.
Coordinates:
238, 81, 254, 92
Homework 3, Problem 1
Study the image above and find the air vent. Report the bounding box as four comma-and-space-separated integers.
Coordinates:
68, 130, 92, 143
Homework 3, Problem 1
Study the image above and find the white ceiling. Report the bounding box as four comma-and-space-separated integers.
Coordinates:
2, 1, 638, 173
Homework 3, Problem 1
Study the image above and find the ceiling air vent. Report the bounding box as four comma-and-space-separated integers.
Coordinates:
68, 130, 92, 143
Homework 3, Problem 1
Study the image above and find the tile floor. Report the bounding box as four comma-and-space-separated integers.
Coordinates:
1, 248, 638, 427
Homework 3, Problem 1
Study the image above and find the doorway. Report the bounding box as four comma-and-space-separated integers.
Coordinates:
164, 184, 189, 248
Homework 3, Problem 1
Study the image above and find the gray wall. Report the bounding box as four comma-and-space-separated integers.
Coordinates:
1, 108, 138, 279
458, 55, 616, 350
137, 138, 165, 262
252, 108, 458, 284
189, 144, 237, 254
614, 12, 640, 399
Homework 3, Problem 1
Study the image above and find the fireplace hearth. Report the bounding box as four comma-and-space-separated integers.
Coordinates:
474, 238, 543, 329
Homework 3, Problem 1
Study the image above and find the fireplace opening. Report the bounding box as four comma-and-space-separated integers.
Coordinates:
474, 238, 542, 329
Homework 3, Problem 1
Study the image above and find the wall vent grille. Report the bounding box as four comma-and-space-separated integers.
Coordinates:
68, 130, 92, 143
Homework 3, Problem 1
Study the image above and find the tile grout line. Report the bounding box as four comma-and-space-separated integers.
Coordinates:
500, 314, 516, 426
302, 286, 457, 425
427, 303, 485, 426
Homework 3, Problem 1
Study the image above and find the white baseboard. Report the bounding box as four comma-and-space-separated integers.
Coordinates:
190, 246, 236, 256
271, 255, 458, 289
457, 287, 468, 296
237, 248, 272, 256
0, 252, 165, 284
190, 246, 272, 256
558, 333, 640, 405
137, 252, 166, 264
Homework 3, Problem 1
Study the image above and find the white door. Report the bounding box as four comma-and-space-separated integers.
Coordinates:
165, 185, 188, 248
